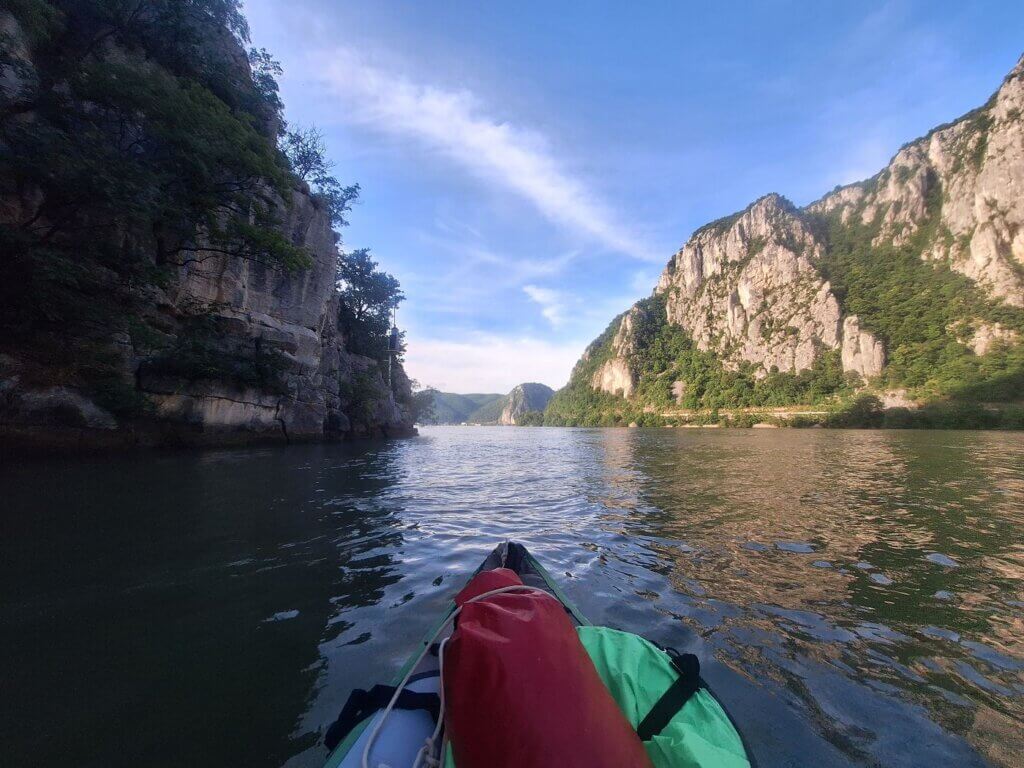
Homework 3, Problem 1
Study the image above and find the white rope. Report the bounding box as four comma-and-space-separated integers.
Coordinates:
411, 635, 449, 768
361, 585, 549, 768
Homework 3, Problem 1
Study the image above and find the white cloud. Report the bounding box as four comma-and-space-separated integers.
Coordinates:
404, 332, 583, 393
315, 49, 661, 262
523, 284, 570, 327
416, 229, 580, 285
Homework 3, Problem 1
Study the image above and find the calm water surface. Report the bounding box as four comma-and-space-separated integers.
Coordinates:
2, 427, 1023, 767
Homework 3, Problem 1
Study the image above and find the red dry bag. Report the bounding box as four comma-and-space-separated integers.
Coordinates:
442, 569, 653, 767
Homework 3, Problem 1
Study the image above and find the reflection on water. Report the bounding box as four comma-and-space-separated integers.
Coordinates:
2, 428, 1022, 767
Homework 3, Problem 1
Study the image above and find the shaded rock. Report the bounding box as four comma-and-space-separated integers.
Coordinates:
499, 383, 554, 425
2, 386, 118, 430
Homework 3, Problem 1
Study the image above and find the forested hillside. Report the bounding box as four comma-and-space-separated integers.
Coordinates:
419, 391, 503, 424
547, 56, 1024, 429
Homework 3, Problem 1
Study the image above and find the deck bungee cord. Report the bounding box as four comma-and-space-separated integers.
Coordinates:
323, 542, 754, 768
361, 585, 550, 768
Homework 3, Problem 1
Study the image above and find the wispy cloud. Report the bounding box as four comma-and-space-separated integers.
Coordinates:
315, 49, 661, 262
417, 227, 580, 285
404, 332, 584, 392
523, 284, 571, 327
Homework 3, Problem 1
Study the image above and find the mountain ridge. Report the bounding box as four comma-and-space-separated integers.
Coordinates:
422, 382, 554, 425
546, 53, 1024, 428
420, 391, 504, 424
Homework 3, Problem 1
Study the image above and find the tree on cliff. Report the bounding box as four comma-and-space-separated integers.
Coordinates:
280, 124, 360, 228
336, 248, 404, 360
409, 384, 436, 424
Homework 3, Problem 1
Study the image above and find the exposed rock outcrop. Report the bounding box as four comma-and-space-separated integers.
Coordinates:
561, 55, 1023, 413
840, 316, 886, 379
809, 55, 1024, 306
961, 322, 1020, 355
652, 194, 884, 379
592, 358, 636, 398
0, 9, 414, 452
499, 383, 555, 425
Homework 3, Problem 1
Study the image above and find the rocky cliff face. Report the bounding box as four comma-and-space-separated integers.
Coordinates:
499, 383, 555, 425
130, 186, 415, 446
809, 56, 1024, 307
580, 54, 1024, 412
1, 187, 414, 453
654, 194, 884, 380
0, 8, 414, 451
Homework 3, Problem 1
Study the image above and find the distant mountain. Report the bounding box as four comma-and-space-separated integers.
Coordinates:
421, 391, 504, 424
499, 383, 555, 425
422, 383, 555, 425
467, 396, 508, 424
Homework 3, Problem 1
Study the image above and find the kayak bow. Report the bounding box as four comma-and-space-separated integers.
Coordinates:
323, 541, 755, 768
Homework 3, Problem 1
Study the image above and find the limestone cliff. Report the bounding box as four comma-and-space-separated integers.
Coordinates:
499, 383, 554, 425
653, 194, 884, 381
0, 6, 414, 450
128, 186, 415, 446
556, 54, 1024, 421
808, 55, 1024, 306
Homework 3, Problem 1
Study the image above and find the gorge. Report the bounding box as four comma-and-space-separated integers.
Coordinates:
421, 382, 554, 425
3, 6, 1023, 768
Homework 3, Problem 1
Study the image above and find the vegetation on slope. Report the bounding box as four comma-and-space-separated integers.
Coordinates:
418, 391, 504, 424
544, 312, 632, 426
0, 0, 406, 415
466, 396, 508, 424
544, 295, 854, 426
810, 175, 1024, 402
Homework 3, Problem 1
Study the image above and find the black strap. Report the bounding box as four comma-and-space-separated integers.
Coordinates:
324, 683, 440, 751
637, 650, 702, 742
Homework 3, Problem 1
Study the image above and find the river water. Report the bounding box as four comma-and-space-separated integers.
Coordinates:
2, 427, 1023, 767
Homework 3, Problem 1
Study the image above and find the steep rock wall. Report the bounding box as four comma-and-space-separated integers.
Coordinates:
0, 9, 414, 451
579, 54, 1024, 410
653, 194, 883, 379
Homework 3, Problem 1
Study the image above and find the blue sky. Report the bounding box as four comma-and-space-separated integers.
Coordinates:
243, 0, 1023, 393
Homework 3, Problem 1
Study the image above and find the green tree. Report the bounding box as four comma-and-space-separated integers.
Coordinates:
516, 410, 545, 426
279, 124, 360, 228
409, 385, 436, 424
336, 249, 404, 359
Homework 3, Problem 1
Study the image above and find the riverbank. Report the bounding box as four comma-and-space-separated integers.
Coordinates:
652, 397, 1024, 430
535, 394, 1024, 430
